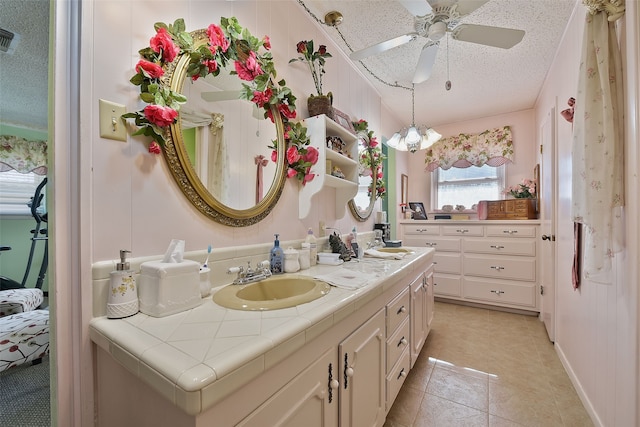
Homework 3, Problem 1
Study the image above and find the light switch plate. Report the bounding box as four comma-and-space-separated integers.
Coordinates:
99, 99, 127, 142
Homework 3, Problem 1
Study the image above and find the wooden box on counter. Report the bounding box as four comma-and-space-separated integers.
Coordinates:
484, 199, 538, 220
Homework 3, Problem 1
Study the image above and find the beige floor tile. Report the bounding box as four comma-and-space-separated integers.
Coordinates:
385, 302, 592, 427
426, 366, 489, 411
385, 384, 424, 426
414, 393, 489, 427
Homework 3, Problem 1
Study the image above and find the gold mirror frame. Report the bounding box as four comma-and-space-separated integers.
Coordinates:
348, 173, 377, 221
162, 30, 286, 227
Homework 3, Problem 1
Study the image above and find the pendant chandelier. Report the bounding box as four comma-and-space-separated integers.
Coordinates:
386, 85, 441, 153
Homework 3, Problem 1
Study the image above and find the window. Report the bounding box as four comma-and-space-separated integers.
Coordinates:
432, 164, 505, 210
0, 170, 46, 215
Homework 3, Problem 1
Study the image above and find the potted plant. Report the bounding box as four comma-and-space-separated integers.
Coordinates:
289, 40, 333, 117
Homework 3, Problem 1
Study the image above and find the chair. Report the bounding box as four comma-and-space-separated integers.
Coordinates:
0, 309, 50, 372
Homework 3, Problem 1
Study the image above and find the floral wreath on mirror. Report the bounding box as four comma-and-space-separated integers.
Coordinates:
352, 119, 386, 199
123, 18, 316, 184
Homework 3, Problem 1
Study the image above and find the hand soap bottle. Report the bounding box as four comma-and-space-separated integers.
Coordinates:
270, 234, 284, 274
107, 250, 139, 319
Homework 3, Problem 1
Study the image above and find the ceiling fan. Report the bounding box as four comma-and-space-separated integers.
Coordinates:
348, 0, 525, 84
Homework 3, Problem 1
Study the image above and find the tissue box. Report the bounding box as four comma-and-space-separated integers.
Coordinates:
138, 259, 202, 317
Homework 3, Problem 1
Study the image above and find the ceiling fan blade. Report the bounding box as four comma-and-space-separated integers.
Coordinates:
201, 90, 242, 102
455, 0, 490, 17
452, 24, 525, 49
398, 0, 433, 17
349, 33, 416, 61
412, 42, 439, 84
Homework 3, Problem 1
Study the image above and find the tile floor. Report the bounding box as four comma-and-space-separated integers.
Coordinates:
384, 301, 593, 427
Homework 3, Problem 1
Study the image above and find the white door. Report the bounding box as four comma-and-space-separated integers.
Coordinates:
540, 107, 557, 342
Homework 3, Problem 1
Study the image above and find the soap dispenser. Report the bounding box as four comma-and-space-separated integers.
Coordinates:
107, 250, 139, 319
270, 234, 284, 274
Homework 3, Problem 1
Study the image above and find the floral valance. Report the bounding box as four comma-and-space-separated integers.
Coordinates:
0, 135, 48, 175
424, 126, 514, 172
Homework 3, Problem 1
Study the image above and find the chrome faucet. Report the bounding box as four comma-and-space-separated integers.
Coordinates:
227, 260, 271, 285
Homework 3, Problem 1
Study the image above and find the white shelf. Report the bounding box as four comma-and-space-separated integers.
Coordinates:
299, 114, 359, 219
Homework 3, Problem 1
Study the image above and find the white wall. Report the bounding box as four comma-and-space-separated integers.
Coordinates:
88, 0, 403, 263
535, 3, 638, 426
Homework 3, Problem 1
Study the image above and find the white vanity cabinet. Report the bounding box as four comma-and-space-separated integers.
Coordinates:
410, 264, 434, 368
340, 309, 386, 427
400, 221, 539, 312
237, 347, 339, 427
300, 114, 358, 219
91, 249, 435, 427
240, 310, 386, 427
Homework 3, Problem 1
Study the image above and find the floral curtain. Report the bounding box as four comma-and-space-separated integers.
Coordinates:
571, 0, 625, 283
424, 126, 514, 172
0, 135, 48, 175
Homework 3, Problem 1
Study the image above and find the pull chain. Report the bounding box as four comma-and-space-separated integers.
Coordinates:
445, 34, 452, 91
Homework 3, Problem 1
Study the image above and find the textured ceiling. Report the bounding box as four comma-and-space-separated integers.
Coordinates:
0, 0, 49, 132
0, 0, 577, 134
301, 0, 577, 129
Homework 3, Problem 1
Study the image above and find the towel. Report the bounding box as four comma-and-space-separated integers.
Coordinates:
364, 249, 407, 260
313, 269, 379, 290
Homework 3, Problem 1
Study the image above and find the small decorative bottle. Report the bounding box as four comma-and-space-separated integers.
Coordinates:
349, 227, 360, 259
305, 228, 318, 266
270, 234, 284, 274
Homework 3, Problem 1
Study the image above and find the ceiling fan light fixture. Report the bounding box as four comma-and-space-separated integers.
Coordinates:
428, 21, 447, 41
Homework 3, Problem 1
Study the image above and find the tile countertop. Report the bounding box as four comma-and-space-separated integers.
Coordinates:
89, 247, 434, 416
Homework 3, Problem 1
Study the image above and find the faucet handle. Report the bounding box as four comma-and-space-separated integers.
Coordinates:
227, 266, 242, 275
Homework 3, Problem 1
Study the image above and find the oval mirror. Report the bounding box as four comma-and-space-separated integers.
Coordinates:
348, 140, 377, 221
162, 29, 286, 226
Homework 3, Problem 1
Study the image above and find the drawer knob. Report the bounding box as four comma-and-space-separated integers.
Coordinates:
397, 368, 407, 380
398, 337, 408, 347
490, 266, 505, 271
425, 242, 437, 247
503, 230, 518, 234
490, 245, 505, 249
490, 290, 505, 295
456, 229, 469, 233
397, 305, 407, 314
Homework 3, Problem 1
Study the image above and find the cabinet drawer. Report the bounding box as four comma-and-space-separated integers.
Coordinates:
463, 254, 536, 281
401, 225, 440, 236
433, 274, 462, 297
463, 277, 537, 308
441, 225, 483, 237
433, 252, 462, 274
386, 317, 410, 373
464, 238, 536, 256
386, 348, 411, 411
404, 236, 461, 252
386, 287, 410, 334
485, 225, 537, 238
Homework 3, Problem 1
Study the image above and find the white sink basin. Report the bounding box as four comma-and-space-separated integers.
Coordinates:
212, 275, 330, 311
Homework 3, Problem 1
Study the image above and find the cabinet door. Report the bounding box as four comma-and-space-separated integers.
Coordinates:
410, 273, 427, 367
238, 347, 339, 427
425, 267, 434, 332
340, 309, 386, 427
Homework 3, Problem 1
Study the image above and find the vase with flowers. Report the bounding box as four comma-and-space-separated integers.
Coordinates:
289, 40, 333, 117
504, 178, 537, 199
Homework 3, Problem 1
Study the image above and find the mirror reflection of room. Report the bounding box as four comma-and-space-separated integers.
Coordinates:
181, 66, 277, 210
